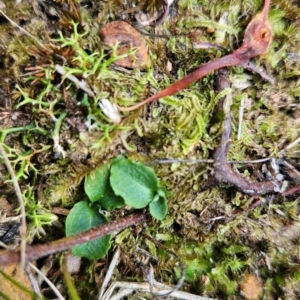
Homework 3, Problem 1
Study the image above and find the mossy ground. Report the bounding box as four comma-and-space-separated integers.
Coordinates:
0, 0, 300, 299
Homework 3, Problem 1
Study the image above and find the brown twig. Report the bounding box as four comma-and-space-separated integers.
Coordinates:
201, 69, 279, 195
0, 212, 147, 266
240, 60, 275, 85
117, 0, 272, 111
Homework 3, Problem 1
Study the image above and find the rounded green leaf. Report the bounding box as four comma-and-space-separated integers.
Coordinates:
85, 165, 110, 202
85, 165, 124, 210
149, 194, 168, 220
110, 159, 159, 208
65, 201, 111, 260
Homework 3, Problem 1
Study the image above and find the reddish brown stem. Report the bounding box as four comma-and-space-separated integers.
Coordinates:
201, 69, 278, 195
117, 54, 242, 111
0, 212, 147, 266
117, 0, 272, 112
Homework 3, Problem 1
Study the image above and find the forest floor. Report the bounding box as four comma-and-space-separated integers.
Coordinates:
0, 0, 300, 299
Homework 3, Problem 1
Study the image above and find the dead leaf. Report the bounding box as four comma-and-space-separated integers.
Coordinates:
0, 263, 33, 300
100, 21, 151, 69
240, 274, 262, 300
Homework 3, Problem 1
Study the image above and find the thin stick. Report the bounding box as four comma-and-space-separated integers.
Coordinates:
28, 263, 65, 300
202, 69, 279, 195
148, 157, 272, 165
25, 265, 43, 298
0, 144, 27, 271
55, 64, 95, 97
240, 61, 275, 85
0, 212, 147, 266
0, 10, 46, 50
278, 137, 300, 156
103, 281, 214, 300
108, 288, 133, 300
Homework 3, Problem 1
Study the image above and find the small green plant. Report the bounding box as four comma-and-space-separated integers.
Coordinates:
24, 188, 58, 238
65, 155, 168, 260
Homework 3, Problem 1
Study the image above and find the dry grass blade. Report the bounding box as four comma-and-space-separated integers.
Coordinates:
28, 262, 65, 300
0, 9, 45, 49
0, 144, 27, 274
141, 233, 185, 298
102, 281, 215, 300
98, 248, 120, 300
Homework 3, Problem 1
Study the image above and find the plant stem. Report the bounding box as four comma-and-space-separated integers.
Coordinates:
0, 212, 147, 266
116, 0, 272, 112
116, 54, 242, 111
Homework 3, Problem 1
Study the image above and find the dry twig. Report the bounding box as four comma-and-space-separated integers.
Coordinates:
0, 212, 147, 266
201, 69, 280, 195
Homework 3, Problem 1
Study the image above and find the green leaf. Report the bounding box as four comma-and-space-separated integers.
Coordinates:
65, 201, 111, 260
110, 158, 159, 208
149, 192, 168, 220
84, 164, 124, 210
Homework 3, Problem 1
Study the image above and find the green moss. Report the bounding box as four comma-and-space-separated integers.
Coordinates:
0, 0, 300, 297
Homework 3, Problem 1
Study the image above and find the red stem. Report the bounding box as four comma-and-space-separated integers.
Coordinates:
118, 53, 243, 111
117, 0, 272, 112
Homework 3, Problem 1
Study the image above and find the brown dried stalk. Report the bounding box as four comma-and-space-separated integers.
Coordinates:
0, 212, 147, 266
